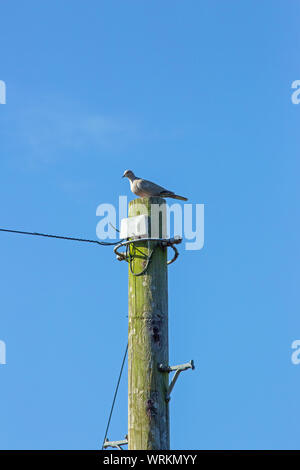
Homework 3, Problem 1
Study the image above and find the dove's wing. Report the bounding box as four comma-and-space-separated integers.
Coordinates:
136, 178, 170, 196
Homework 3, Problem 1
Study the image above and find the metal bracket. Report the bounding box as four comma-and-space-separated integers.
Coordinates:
158, 360, 195, 402
103, 436, 128, 450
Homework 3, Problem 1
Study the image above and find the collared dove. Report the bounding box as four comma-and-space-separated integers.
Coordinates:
122, 170, 188, 201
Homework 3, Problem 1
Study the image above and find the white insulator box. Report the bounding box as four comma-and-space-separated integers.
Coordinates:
120, 215, 150, 239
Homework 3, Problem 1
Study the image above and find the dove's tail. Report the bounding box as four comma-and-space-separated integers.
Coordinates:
160, 191, 188, 201
171, 194, 188, 201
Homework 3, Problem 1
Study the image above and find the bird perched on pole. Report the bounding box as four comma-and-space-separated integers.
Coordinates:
122, 170, 188, 201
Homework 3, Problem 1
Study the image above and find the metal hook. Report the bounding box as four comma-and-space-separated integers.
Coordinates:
158, 360, 195, 402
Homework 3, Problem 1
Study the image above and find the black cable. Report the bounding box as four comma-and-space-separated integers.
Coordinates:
1, 226, 128, 446
1, 225, 128, 446
0, 228, 123, 246
102, 343, 128, 450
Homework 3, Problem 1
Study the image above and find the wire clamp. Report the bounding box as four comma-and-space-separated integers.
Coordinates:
158, 360, 195, 402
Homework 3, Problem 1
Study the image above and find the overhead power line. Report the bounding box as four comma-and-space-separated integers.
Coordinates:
1, 225, 129, 449
0, 228, 123, 246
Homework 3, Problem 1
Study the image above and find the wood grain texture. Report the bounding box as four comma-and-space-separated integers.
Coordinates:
128, 197, 169, 450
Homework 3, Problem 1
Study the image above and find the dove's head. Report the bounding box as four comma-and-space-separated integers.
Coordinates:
122, 169, 135, 180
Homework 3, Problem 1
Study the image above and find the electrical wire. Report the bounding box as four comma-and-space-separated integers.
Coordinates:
0, 228, 123, 246
102, 343, 128, 450
128, 241, 156, 276
1, 225, 129, 447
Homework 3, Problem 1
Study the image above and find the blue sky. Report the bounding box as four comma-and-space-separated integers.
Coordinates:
0, 0, 299, 450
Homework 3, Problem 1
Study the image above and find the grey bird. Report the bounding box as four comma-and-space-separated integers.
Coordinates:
122, 170, 188, 201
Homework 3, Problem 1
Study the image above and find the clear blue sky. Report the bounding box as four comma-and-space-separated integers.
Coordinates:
0, 1, 299, 450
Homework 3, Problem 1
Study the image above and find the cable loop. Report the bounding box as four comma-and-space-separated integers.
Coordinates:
114, 237, 182, 275
128, 240, 155, 276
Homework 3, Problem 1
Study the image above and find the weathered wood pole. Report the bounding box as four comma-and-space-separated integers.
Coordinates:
128, 196, 169, 450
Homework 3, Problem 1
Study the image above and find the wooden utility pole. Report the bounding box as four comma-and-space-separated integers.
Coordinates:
128, 196, 169, 450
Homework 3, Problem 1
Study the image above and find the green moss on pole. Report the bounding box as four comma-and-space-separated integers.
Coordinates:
128, 197, 169, 450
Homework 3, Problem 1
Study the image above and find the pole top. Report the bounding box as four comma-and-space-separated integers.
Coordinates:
128, 196, 167, 211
